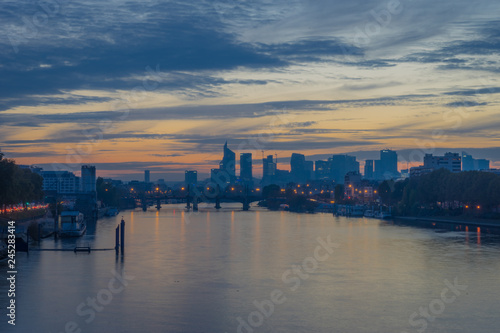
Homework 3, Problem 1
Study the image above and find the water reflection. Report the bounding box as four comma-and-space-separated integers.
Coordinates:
1, 207, 499, 333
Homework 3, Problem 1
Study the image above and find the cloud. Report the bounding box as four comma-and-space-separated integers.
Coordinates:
257, 39, 363, 61
444, 101, 488, 108
0, 94, 436, 129
0, 1, 286, 109
444, 87, 500, 96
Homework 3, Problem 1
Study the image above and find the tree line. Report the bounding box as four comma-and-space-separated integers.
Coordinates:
378, 169, 500, 217
0, 153, 44, 207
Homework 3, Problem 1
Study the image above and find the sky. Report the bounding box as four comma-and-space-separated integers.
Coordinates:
1, 0, 499, 181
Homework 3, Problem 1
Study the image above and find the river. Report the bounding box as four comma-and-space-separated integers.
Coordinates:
1, 203, 499, 333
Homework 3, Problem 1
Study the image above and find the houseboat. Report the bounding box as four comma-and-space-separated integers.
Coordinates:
58, 211, 86, 237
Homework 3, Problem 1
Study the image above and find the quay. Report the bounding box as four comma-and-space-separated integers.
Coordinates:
394, 216, 500, 234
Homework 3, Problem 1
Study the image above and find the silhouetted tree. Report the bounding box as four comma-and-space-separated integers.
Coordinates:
0, 157, 43, 207
334, 184, 344, 203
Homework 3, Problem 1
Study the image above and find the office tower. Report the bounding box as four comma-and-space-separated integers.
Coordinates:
375, 149, 399, 180
145, 170, 150, 183
185, 170, 198, 186
315, 160, 330, 180
262, 155, 276, 183
220, 141, 236, 180
240, 153, 253, 184
329, 155, 359, 184
305, 161, 314, 180
290, 153, 307, 183
211, 141, 236, 188
81, 165, 96, 193
364, 160, 374, 179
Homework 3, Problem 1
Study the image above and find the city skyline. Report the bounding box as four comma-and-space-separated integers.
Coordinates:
13, 143, 496, 184
1, 2, 499, 333
1, 1, 500, 180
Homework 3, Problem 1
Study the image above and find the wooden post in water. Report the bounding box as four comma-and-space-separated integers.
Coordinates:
215, 184, 221, 209
186, 184, 191, 209
120, 217, 125, 254
193, 196, 198, 211
242, 185, 250, 211
115, 225, 120, 254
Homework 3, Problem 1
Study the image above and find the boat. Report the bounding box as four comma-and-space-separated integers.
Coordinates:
364, 210, 375, 218
105, 207, 119, 217
279, 204, 290, 211
335, 205, 365, 217
374, 210, 392, 219
350, 205, 365, 217
58, 211, 86, 237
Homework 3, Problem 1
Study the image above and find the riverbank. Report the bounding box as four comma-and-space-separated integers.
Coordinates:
394, 216, 500, 234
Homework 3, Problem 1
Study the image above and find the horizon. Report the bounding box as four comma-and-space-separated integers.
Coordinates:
3, 145, 498, 182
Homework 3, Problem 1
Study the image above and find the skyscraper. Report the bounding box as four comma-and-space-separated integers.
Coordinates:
220, 141, 236, 181
211, 141, 236, 188
240, 153, 253, 185
305, 160, 314, 180
329, 155, 359, 184
364, 160, 374, 179
262, 155, 276, 185
315, 160, 330, 180
144, 170, 150, 183
185, 170, 197, 186
290, 153, 307, 183
81, 165, 96, 193
375, 149, 399, 180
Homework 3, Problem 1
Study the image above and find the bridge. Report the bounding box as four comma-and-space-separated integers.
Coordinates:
135, 185, 263, 211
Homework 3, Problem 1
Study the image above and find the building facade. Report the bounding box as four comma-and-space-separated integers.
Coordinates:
185, 170, 198, 186
41, 171, 80, 194
240, 153, 253, 184
81, 165, 96, 193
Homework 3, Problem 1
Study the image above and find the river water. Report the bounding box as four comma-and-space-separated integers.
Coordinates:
1, 203, 499, 333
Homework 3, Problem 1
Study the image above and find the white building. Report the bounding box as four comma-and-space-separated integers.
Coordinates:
41, 171, 80, 194
423, 153, 461, 172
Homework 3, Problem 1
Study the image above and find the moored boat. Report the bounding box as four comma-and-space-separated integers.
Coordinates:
374, 211, 392, 219
105, 207, 119, 217
58, 211, 86, 237
364, 210, 375, 218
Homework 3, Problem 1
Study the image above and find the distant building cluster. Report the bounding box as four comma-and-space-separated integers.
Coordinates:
174, 143, 496, 190
19, 164, 97, 196
17, 142, 497, 201
409, 151, 492, 177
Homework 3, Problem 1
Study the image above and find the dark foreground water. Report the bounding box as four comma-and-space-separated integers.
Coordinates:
1, 204, 499, 333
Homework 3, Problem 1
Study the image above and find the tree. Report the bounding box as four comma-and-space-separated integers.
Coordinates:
334, 184, 344, 203
0, 157, 43, 207
262, 184, 281, 199
378, 181, 392, 205
96, 177, 120, 207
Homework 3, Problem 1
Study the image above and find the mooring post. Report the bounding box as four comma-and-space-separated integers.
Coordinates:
120, 217, 125, 254
115, 225, 120, 254
193, 196, 198, 211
